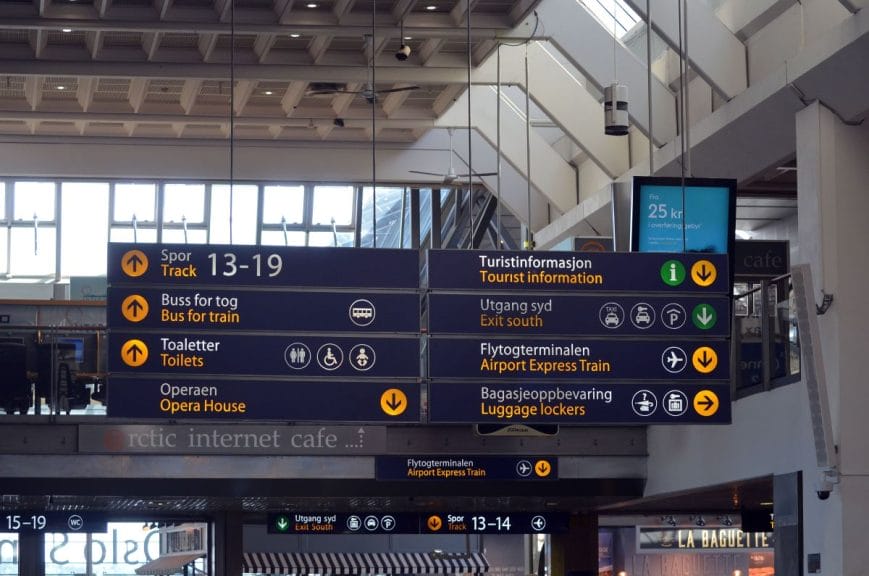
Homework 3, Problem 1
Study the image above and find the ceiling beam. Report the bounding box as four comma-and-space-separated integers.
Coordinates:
198, 33, 219, 62
1, 15, 512, 39
86, 30, 104, 59
233, 79, 257, 115
143, 32, 163, 61
24, 76, 44, 111
180, 79, 203, 114
331, 82, 361, 116
274, 0, 295, 21
392, 0, 418, 21
128, 78, 149, 113
450, 0, 479, 26
333, 0, 354, 22
37, 0, 49, 17
381, 86, 413, 117
281, 80, 308, 116
0, 109, 439, 129
0, 60, 520, 85
215, 0, 232, 23
432, 84, 463, 116
76, 77, 96, 112
95, 0, 113, 18
418, 38, 445, 65
28, 30, 48, 59
254, 34, 277, 63
154, 0, 173, 19
307, 35, 333, 64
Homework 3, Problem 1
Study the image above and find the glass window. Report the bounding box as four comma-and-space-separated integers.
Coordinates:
308, 231, 354, 247
163, 183, 206, 224
110, 228, 158, 243
263, 185, 304, 225
261, 230, 306, 246
0, 182, 7, 221
312, 185, 354, 226
61, 182, 109, 277
210, 184, 258, 245
113, 183, 156, 223
10, 227, 55, 276
162, 228, 208, 244
0, 532, 17, 571
13, 181, 55, 221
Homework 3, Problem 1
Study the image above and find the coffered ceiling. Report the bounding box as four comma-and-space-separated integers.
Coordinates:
0, 0, 538, 142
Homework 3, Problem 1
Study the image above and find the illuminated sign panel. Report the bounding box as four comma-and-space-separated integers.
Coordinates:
266, 512, 569, 534
374, 456, 557, 481
637, 528, 774, 551
630, 176, 736, 255
107, 243, 420, 421
425, 250, 731, 425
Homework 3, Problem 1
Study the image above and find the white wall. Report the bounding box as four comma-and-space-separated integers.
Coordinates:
746, 0, 849, 85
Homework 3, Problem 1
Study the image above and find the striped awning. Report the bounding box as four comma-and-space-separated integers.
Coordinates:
243, 552, 489, 576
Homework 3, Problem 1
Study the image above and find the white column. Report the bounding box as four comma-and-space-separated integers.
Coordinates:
796, 101, 869, 576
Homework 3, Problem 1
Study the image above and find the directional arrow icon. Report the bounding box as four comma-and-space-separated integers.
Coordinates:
275, 516, 290, 532
690, 260, 718, 287
693, 390, 720, 417
121, 294, 149, 323
121, 249, 149, 277
534, 459, 552, 478
692, 346, 718, 373
121, 339, 148, 367
380, 388, 407, 416
692, 304, 717, 330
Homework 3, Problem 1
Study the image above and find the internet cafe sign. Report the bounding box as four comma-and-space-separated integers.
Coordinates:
79, 425, 385, 455
638, 528, 773, 552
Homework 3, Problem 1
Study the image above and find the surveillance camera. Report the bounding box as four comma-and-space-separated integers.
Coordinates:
815, 468, 838, 500
395, 44, 411, 61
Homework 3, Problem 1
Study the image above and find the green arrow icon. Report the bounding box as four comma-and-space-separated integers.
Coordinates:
692, 304, 717, 329
661, 260, 686, 287
275, 516, 290, 532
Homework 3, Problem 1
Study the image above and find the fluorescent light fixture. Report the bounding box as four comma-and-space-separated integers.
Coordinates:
404, 36, 412, 40
735, 229, 752, 240
426, 4, 437, 9
62, 28, 73, 33
57, 86, 66, 90
306, 2, 318, 7
264, 91, 273, 95
290, 33, 301, 38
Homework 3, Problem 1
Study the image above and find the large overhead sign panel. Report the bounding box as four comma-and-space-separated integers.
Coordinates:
108, 244, 730, 425
107, 243, 421, 422
425, 250, 731, 425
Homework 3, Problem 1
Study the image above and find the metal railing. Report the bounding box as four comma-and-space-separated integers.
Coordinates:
732, 273, 801, 397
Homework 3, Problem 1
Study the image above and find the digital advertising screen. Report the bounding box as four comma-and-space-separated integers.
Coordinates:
631, 177, 736, 255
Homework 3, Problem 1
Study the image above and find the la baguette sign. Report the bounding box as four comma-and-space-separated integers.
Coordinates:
78, 425, 386, 455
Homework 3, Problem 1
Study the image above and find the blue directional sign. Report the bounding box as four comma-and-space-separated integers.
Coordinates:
428, 294, 729, 336
110, 335, 420, 378
375, 456, 557, 481
428, 382, 731, 424
109, 243, 420, 289
427, 250, 729, 293
2, 512, 108, 533
107, 376, 420, 421
268, 512, 420, 535
109, 288, 420, 332
428, 338, 729, 380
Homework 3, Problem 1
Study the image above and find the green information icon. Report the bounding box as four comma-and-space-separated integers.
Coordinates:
274, 515, 290, 532
660, 260, 686, 287
692, 303, 717, 329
